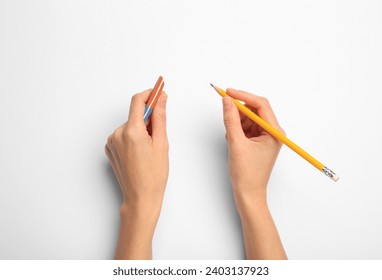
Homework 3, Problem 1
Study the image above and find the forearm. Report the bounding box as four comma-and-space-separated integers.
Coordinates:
234, 190, 287, 260
114, 203, 161, 260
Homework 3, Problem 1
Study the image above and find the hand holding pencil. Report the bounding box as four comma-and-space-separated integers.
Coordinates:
220, 88, 288, 259
222, 88, 285, 190
105, 84, 169, 260
211, 84, 339, 182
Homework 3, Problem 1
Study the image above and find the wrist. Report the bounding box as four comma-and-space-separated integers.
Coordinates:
236, 199, 270, 227
120, 200, 162, 225
232, 186, 268, 217
118, 204, 160, 244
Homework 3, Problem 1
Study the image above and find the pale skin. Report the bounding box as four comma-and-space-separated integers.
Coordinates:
105, 87, 287, 260
105, 89, 169, 259
222, 88, 287, 260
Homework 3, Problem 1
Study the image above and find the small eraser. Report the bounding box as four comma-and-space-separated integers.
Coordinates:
332, 174, 339, 182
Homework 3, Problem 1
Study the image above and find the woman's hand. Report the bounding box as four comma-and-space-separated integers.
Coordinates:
105, 89, 168, 259
222, 88, 284, 208
222, 88, 287, 259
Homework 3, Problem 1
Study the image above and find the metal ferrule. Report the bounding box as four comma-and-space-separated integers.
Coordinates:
322, 166, 337, 181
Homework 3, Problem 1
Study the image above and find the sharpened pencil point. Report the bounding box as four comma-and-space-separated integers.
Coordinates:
210, 83, 214, 87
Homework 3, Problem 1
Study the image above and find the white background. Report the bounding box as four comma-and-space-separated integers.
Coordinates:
1, 0, 382, 259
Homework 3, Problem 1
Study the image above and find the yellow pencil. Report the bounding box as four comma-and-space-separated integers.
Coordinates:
210, 84, 339, 182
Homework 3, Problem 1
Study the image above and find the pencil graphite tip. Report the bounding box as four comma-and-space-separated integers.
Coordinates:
209, 83, 214, 87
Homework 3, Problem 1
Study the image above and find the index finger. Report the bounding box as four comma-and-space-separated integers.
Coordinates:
226, 88, 282, 129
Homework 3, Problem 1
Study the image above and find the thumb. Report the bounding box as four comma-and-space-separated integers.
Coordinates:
151, 92, 168, 145
222, 96, 245, 142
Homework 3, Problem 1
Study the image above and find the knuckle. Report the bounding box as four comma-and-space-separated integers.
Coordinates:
107, 135, 113, 144
224, 116, 237, 128
131, 93, 139, 101
223, 118, 231, 127
260, 96, 269, 105
123, 127, 134, 139
123, 125, 140, 141
113, 127, 123, 142
131, 92, 142, 102
104, 144, 111, 157
106, 128, 124, 145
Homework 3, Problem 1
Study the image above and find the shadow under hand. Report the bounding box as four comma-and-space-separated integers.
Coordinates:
103, 160, 123, 206
102, 159, 123, 259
